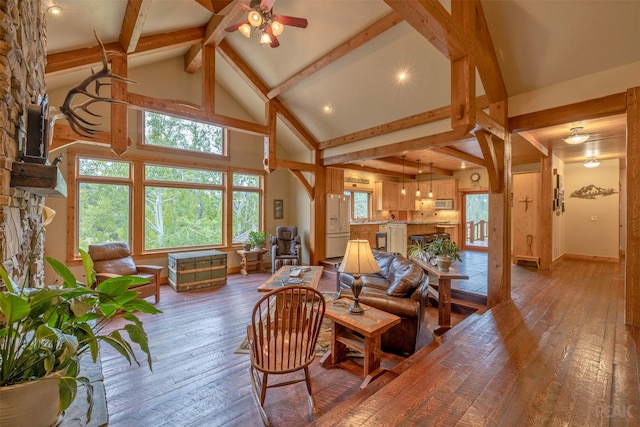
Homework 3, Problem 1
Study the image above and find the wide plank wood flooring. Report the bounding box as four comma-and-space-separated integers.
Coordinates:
99, 259, 639, 426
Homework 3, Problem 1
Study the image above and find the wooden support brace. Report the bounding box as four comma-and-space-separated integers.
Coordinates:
290, 169, 315, 201
476, 130, 501, 193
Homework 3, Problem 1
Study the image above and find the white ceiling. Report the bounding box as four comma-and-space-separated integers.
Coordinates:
43, 0, 640, 176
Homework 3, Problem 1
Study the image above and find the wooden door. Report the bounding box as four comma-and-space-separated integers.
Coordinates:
512, 173, 541, 260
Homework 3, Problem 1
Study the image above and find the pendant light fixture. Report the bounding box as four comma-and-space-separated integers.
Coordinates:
428, 162, 434, 198
401, 155, 406, 195
416, 159, 421, 197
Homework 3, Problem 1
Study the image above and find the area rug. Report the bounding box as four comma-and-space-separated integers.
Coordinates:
234, 293, 360, 357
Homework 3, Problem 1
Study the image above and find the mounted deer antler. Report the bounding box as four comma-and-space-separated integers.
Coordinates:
57, 31, 137, 138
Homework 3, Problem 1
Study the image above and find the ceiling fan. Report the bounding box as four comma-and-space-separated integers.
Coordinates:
225, 0, 308, 48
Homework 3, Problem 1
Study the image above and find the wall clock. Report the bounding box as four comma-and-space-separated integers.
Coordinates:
470, 172, 481, 183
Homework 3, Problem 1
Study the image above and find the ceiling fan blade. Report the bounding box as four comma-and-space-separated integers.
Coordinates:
260, 0, 276, 11
225, 20, 249, 32
273, 15, 308, 28
265, 26, 280, 48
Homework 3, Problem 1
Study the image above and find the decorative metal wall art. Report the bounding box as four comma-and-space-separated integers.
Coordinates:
570, 184, 618, 199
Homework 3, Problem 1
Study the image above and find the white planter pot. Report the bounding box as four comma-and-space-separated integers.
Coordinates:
0, 373, 62, 427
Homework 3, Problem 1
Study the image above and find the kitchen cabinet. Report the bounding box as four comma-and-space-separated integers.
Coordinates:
350, 223, 379, 248
326, 167, 344, 194
433, 179, 457, 200
399, 182, 415, 211
374, 181, 399, 210
407, 223, 437, 237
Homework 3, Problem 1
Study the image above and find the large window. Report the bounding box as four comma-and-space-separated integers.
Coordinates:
72, 114, 263, 258
77, 158, 132, 250
231, 173, 262, 244
143, 111, 225, 156
344, 190, 372, 220
144, 165, 224, 250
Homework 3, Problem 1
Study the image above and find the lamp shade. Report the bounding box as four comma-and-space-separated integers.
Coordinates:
338, 240, 380, 275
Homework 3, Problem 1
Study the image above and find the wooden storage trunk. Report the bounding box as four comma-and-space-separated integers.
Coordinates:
168, 250, 227, 292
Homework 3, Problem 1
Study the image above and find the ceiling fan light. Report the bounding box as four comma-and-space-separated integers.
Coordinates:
584, 157, 600, 168
271, 21, 284, 36
260, 31, 271, 44
563, 127, 590, 144
248, 10, 263, 27
239, 23, 252, 38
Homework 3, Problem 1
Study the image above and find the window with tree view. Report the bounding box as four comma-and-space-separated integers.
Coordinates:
344, 190, 371, 220
144, 111, 225, 155
77, 158, 131, 251
232, 173, 262, 244
144, 165, 223, 250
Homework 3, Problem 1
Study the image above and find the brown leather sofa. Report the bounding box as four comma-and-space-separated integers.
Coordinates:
336, 250, 429, 356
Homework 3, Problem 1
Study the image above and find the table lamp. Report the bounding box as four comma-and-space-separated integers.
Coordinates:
338, 240, 380, 314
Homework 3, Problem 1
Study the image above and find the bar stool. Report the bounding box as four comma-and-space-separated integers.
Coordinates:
375, 232, 387, 251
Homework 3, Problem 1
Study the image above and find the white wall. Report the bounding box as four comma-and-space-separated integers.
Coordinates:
563, 159, 620, 259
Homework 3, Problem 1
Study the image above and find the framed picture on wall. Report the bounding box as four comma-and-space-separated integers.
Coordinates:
274, 199, 283, 219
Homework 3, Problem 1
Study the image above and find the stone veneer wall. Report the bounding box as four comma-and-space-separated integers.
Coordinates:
0, 0, 48, 286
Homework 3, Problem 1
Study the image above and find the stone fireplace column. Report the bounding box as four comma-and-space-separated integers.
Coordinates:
0, 0, 48, 287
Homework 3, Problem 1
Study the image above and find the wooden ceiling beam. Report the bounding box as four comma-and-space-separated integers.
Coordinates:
476, 130, 500, 193
320, 95, 489, 150
184, 1, 242, 73
332, 163, 414, 180
509, 92, 627, 132
516, 131, 549, 157
267, 11, 404, 99
384, 0, 468, 60
323, 129, 469, 166
462, 0, 507, 103
119, 0, 152, 53
127, 92, 268, 135
46, 27, 206, 75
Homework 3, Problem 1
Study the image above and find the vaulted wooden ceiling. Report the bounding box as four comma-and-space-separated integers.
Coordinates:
45, 0, 637, 178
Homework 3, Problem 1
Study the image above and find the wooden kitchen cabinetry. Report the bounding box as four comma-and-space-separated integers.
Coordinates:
326, 167, 344, 194
436, 225, 459, 245
374, 181, 399, 210
433, 179, 457, 201
400, 182, 415, 211
350, 224, 379, 248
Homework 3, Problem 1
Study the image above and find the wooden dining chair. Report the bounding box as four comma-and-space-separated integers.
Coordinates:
247, 285, 326, 426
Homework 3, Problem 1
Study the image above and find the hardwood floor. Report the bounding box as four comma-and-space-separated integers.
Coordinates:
99, 259, 639, 426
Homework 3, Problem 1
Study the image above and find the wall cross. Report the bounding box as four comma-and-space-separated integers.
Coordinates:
519, 196, 533, 211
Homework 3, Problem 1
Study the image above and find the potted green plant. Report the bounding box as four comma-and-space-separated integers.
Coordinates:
407, 241, 429, 261
426, 238, 462, 272
248, 231, 266, 249
0, 207, 161, 426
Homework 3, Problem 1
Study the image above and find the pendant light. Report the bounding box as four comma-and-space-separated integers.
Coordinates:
401, 155, 406, 195
416, 159, 421, 197
428, 162, 434, 198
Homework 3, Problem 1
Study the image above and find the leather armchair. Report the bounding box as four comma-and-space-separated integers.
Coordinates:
88, 242, 162, 303
270, 226, 301, 273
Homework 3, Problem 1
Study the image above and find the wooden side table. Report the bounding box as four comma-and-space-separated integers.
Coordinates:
412, 257, 469, 335
236, 249, 268, 275
320, 298, 400, 389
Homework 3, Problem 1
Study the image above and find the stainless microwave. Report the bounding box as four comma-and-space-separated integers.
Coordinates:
435, 199, 454, 210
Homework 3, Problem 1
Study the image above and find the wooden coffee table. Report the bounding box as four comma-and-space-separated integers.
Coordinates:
258, 266, 324, 292
320, 297, 400, 389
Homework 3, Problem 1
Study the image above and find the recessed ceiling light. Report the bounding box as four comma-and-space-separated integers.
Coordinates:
461, 162, 466, 169
398, 72, 407, 81
323, 105, 332, 113
48, 6, 62, 15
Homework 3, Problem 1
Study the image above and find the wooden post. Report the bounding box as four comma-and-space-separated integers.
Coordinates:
310, 159, 326, 265
626, 87, 639, 326
486, 101, 511, 308
110, 54, 128, 155
539, 147, 553, 269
